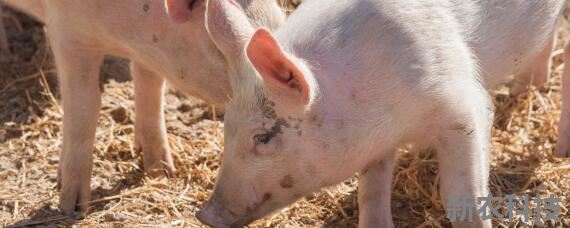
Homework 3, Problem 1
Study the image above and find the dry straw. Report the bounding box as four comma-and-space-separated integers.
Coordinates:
0, 1, 568, 227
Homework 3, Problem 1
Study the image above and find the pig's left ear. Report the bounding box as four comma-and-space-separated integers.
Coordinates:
165, 0, 202, 23
247, 28, 312, 104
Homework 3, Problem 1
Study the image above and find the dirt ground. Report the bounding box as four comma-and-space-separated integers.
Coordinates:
1, 1, 569, 227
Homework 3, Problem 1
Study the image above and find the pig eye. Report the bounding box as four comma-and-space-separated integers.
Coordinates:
253, 133, 272, 145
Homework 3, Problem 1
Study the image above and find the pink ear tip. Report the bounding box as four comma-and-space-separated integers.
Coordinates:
165, 0, 193, 24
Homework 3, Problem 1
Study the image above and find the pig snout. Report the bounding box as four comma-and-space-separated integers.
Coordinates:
197, 199, 254, 228
196, 203, 230, 228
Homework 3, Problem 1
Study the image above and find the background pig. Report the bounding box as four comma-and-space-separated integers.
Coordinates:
0, 0, 284, 216
197, 0, 565, 227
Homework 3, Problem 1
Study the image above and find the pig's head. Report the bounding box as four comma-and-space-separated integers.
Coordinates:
163, 0, 285, 105
165, 0, 284, 29
197, 0, 364, 227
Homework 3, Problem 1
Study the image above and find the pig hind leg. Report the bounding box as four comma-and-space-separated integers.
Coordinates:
358, 152, 396, 228
555, 41, 570, 157
510, 34, 556, 96
132, 63, 176, 177
435, 86, 493, 227
50, 34, 104, 215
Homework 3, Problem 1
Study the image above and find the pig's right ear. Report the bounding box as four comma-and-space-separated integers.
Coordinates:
205, 0, 254, 60
246, 29, 312, 105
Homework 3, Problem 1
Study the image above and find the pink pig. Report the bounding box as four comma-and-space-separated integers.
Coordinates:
1, 0, 284, 216
197, 0, 566, 227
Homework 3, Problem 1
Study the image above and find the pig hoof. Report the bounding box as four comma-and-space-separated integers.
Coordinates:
136, 143, 177, 178
144, 159, 177, 178
59, 183, 90, 217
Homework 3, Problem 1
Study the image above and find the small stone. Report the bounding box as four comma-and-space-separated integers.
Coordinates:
110, 106, 129, 123
104, 212, 128, 222
178, 103, 192, 112
48, 156, 59, 164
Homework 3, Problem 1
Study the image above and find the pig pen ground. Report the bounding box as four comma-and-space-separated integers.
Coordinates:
0, 1, 569, 227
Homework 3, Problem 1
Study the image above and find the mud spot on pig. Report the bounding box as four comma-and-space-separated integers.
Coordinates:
152, 35, 159, 43
262, 192, 272, 201
143, 3, 150, 13
280, 175, 294, 188
294, 123, 300, 129
309, 114, 322, 128
258, 94, 277, 119
450, 123, 474, 136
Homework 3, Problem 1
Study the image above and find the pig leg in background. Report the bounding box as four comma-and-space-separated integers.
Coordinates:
358, 152, 396, 228
0, 4, 9, 54
555, 42, 570, 157
51, 35, 104, 216
510, 34, 556, 96
132, 63, 176, 177
436, 105, 493, 228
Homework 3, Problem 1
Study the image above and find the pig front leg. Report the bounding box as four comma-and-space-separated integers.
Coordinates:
555, 41, 570, 157
510, 34, 555, 96
51, 37, 104, 216
436, 110, 492, 228
358, 152, 396, 228
132, 63, 176, 177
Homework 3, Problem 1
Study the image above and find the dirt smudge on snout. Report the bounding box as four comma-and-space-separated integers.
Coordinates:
280, 175, 294, 188
450, 123, 474, 136
143, 3, 150, 13
309, 114, 322, 128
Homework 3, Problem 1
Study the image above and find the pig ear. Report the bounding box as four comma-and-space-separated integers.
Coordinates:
246, 29, 311, 103
165, 0, 200, 24
205, 0, 254, 60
